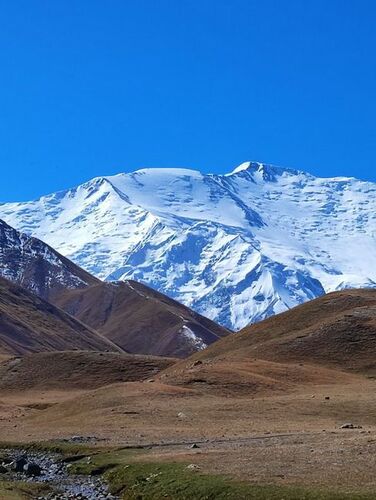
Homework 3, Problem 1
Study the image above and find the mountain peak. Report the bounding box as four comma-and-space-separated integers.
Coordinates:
227, 161, 304, 181
229, 161, 262, 174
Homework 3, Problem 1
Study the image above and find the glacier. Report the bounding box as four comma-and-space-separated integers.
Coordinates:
1, 161, 376, 330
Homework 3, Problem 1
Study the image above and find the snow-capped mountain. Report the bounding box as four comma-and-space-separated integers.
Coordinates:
0, 218, 98, 300
2, 162, 376, 330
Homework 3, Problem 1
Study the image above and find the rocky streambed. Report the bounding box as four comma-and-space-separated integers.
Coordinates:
0, 448, 118, 499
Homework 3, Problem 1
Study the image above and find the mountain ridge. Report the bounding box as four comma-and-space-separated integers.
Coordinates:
0, 219, 99, 300
0, 219, 228, 357
2, 161, 376, 329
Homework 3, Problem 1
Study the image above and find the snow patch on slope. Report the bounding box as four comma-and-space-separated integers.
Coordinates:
180, 325, 208, 351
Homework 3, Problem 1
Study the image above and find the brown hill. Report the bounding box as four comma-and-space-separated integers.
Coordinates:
235, 288, 376, 373
0, 220, 229, 358
0, 351, 176, 391
158, 289, 376, 392
54, 280, 230, 358
0, 219, 99, 301
0, 277, 120, 355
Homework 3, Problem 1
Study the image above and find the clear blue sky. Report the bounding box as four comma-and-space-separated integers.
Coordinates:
1, 0, 375, 201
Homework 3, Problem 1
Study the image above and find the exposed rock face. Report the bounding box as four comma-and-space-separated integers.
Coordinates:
0, 219, 98, 301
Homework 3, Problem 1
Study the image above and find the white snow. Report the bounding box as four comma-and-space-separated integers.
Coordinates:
227, 161, 254, 175
1, 160, 376, 330
180, 325, 208, 351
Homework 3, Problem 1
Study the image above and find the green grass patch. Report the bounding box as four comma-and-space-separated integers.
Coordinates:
0, 480, 52, 499
103, 461, 376, 500
66, 448, 143, 475
1, 443, 375, 499
60, 448, 376, 499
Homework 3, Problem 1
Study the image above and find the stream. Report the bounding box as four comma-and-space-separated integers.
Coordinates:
0, 448, 118, 499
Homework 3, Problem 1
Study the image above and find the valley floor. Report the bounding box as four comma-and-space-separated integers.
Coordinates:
0, 368, 375, 497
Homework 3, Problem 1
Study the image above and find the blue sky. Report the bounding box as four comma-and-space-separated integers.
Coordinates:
0, 0, 375, 201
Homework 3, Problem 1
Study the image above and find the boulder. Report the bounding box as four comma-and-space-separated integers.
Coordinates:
340, 423, 362, 429
13, 457, 27, 472
186, 463, 200, 471
191, 360, 203, 367
23, 462, 42, 476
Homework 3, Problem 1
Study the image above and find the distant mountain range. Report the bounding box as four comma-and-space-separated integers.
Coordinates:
2, 161, 376, 330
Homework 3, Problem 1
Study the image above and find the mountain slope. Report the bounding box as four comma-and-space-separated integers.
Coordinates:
0, 220, 227, 357
2, 162, 376, 329
0, 276, 119, 355
54, 280, 230, 358
0, 219, 99, 301
236, 288, 376, 373
158, 289, 376, 393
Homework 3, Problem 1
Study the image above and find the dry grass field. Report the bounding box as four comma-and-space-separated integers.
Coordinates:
1, 289, 376, 497
0, 360, 375, 494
